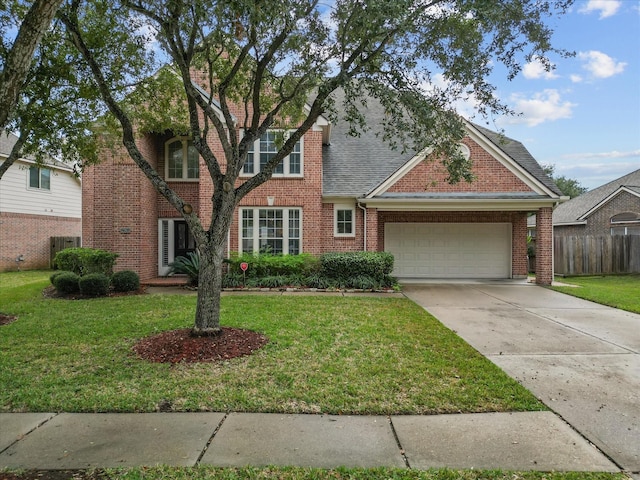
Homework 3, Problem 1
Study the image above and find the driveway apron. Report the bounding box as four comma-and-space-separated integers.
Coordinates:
403, 283, 640, 473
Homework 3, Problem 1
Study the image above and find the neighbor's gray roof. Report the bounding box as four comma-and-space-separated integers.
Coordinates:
552, 168, 640, 225
0, 131, 72, 171
322, 94, 561, 198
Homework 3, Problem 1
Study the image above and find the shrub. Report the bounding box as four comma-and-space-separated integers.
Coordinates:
53, 272, 80, 294
50, 270, 69, 286
320, 252, 394, 281
258, 275, 288, 288
54, 248, 118, 276
168, 251, 200, 286
111, 270, 140, 292
222, 272, 245, 288
79, 273, 110, 297
304, 273, 335, 289
227, 253, 319, 278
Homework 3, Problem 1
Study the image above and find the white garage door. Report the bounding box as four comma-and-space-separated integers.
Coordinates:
384, 223, 511, 279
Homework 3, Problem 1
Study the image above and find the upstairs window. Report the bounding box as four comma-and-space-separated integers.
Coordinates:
242, 131, 302, 177
166, 137, 199, 180
28, 166, 50, 190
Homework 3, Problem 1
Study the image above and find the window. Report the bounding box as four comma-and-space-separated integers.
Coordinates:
611, 226, 640, 235
28, 166, 50, 190
242, 131, 302, 176
611, 212, 640, 223
334, 204, 355, 237
166, 138, 199, 180
240, 208, 301, 254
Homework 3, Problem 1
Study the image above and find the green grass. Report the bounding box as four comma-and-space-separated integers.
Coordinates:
0, 270, 543, 414
2, 466, 625, 480
551, 274, 640, 313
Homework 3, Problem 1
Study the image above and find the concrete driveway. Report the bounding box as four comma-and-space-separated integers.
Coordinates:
403, 282, 640, 474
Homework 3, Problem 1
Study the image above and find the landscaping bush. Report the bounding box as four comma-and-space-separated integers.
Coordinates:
222, 272, 245, 288
111, 270, 140, 292
320, 252, 394, 282
304, 273, 335, 289
227, 253, 319, 278
53, 271, 80, 294
168, 251, 200, 286
54, 248, 118, 276
49, 270, 69, 286
79, 273, 110, 297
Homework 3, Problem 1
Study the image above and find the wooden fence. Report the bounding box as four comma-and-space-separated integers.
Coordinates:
50, 236, 81, 268
554, 235, 640, 275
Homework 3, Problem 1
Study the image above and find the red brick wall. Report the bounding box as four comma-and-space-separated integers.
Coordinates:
388, 138, 531, 193
535, 207, 553, 284
0, 212, 81, 271
377, 210, 529, 278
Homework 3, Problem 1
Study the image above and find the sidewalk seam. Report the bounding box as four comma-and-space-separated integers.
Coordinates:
388, 416, 410, 469
0, 413, 58, 456
195, 412, 228, 465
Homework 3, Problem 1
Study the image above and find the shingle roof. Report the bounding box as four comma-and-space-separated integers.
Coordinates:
0, 131, 73, 171
322, 92, 416, 197
322, 93, 561, 198
552, 168, 640, 224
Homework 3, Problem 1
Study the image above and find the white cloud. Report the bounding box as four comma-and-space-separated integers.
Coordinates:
578, 50, 627, 78
570, 74, 583, 83
578, 0, 621, 19
504, 89, 576, 127
561, 149, 640, 160
522, 56, 558, 80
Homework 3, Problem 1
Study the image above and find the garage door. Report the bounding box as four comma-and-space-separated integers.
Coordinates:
384, 223, 511, 278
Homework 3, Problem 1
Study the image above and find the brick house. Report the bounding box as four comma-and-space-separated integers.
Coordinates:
549, 169, 640, 237
82, 89, 563, 285
0, 132, 82, 271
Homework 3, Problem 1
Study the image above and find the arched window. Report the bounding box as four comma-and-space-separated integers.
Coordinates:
611, 212, 640, 223
165, 137, 199, 180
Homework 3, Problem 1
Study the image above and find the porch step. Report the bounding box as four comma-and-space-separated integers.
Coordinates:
143, 277, 189, 287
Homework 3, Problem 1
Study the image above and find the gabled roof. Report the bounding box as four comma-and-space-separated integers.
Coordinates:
553, 168, 640, 225
0, 131, 74, 172
322, 92, 562, 199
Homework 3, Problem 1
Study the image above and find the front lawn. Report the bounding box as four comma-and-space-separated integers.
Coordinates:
0, 271, 543, 414
551, 274, 640, 313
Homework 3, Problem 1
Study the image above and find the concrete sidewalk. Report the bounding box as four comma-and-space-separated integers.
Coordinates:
404, 283, 640, 476
0, 411, 619, 472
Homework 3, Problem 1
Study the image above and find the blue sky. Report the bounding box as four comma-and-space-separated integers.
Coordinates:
466, 0, 640, 190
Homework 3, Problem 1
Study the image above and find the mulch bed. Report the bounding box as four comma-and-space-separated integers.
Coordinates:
133, 327, 269, 364
0, 313, 17, 326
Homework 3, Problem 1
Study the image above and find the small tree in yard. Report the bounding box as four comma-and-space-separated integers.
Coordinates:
58, 0, 573, 335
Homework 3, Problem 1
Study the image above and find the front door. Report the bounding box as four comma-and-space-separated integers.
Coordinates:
174, 220, 196, 259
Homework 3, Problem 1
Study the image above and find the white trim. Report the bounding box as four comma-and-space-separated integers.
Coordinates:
158, 219, 176, 276
366, 147, 432, 198
333, 203, 356, 237
579, 186, 640, 221
238, 207, 303, 255
240, 130, 304, 178
463, 121, 560, 197
164, 137, 200, 181
360, 196, 559, 211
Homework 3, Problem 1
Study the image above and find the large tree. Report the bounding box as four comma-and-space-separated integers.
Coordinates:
60, 0, 573, 335
0, 0, 104, 180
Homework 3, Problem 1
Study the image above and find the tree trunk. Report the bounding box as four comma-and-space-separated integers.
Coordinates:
192, 233, 226, 336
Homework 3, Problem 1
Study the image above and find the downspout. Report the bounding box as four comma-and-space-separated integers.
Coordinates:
357, 201, 367, 251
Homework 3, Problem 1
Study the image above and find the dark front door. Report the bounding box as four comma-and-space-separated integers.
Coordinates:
174, 221, 196, 259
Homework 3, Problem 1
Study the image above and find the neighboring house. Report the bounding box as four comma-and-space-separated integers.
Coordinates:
550, 169, 640, 237
0, 132, 82, 271
82, 82, 563, 284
